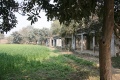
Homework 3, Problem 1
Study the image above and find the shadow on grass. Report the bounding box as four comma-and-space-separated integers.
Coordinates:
63, 54, 99, 79
0, 52, 99, 80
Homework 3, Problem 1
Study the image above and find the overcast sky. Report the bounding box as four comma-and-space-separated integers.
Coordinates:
5, 0, 52, 37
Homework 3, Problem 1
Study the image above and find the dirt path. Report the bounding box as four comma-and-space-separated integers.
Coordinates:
49, 47, 120, 80
74, 51, 120, 80
112, 68, 120, 80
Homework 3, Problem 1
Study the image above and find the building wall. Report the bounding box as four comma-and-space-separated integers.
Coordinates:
115, 37, 120, 55
56, 39, 62, 47
0, 39, 8, 44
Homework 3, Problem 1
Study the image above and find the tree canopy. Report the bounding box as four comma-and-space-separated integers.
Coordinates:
50, 20, 61, 35
0, 0, 18, 32
0, 0, 119, 40
10, 26, 50, 44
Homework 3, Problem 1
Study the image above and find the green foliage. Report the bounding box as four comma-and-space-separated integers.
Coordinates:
19, 26, 37, 43
60, 20, 79, 37
22, 0, 97, 24
0, 0, 18, 32
50, 20, 61, 35
38, 28, 51, 43
114, 0, 120, 24
0, 0, 120, 38
50, 20, 80, 37
0, 44, 99, 80
64, 54, 94, 66
11, 31, 22, 44
10, 26, 51, 44
112, 56, 120, 69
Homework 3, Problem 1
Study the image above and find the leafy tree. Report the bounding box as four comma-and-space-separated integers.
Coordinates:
60, 20, 80, 37
11, 31, 22, 44
32, 28, 40, 44
38, 28, 51, 45
15, 26, 50, 44
0, 0, 18, 32
19, 27, 29, 43
114, 0, 120, 40
50, 20, 61, 35
19, 25, 35, 43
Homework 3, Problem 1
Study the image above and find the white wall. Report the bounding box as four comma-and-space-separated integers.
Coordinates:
56, 39, 62, 47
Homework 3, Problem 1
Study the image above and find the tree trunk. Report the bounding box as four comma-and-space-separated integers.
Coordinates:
99, 0, 114, 80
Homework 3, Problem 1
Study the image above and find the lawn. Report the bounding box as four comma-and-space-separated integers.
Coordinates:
0, 44, 99, 80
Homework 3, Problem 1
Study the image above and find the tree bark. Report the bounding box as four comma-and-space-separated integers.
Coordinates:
99, 0, 114, 80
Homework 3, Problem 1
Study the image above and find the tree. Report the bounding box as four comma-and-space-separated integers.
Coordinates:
114, 0, 120, 39
0, 0, 116, 79
19, 26, 30, 43
9, 25, 51, 44
11, 31, 22, 44
99, 1, 114, 80
0, 0, 18, 32
38, 28, 51, 45
20, 25, 35, 43
32, 28, 40, 44
50, 20, 61, 36
60, 20, 80, 37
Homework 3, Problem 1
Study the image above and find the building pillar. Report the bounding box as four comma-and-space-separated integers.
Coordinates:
62, 38, 64, 49
93, 36, 95, 53
49, 38, 52, 47
72, 34, 76, 50
81, 34, 84, 51
111, 33, 115, 57
60, 39, 62, 47
46, 39, 48, 46
53, 39, 55, 47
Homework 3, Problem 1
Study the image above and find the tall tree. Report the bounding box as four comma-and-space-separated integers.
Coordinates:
11, 31, 22, 44
38, 28, 51, 45
99, 0, 114, 80
19, 25, 34, 43
60, 20, 79, 37
50, 20, 61, 36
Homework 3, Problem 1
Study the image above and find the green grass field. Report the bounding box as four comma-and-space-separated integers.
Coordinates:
0, 44, 99, 80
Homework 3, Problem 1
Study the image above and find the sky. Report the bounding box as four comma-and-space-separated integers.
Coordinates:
5, 0, 52, 37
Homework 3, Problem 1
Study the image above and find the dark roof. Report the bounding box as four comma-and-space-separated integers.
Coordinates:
53, 36, 61, 39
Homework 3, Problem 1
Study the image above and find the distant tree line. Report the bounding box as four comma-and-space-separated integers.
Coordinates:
7, 26, 51, 44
